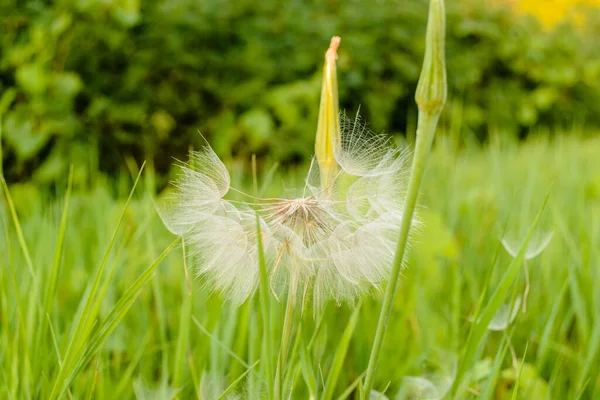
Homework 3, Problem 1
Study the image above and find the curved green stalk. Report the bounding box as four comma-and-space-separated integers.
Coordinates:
362, 112, 440, 395
256, 214, 274, 400
363, 0, 446, 395
274, 281, 297, 400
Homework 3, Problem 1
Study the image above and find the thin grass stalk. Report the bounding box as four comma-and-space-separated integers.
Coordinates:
173, 238, 192, 391
283, 318, 303, 395
59, 238, 179, 398
49, 164, 146, 399
298, 334, 318, 399
275, 281, 297, 400
1, 177, 40, 395
510, 343, 529, 400
34, 166, 74, 380
256, 214, 274, 400
334, 371, 367, 400
217, 360, 261, 400
321, 300, 362, 400
0, 177, 37, 281
114, 334, 151, 397
450, 194, 549, 395
7, 247, 33, 396
288, 309, 326, 396
248, 307, 260, 399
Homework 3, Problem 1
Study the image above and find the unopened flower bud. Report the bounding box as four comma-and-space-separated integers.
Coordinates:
415, 0, 447, 116
315, 36, 341, 191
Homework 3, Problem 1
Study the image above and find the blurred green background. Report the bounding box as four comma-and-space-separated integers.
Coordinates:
1, 0, 600, 185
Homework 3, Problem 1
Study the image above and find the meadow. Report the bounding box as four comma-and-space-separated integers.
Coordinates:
2, 128, 599, 399
2, 0, 600, 398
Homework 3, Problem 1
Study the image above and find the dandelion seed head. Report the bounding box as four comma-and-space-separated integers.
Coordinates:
501, 230, 554, 260
159, 112, 414, 308
158, 142, 230, 236
185, 205, 269, 305
264, 197, 336, 246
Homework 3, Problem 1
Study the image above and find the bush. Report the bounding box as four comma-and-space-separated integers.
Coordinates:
1, 0, 599, 184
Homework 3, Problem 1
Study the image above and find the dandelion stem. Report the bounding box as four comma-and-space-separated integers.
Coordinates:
362, 113, 440, 396
363, 0, 446, 394
275, 281, 297, 400
256, 214, 274, 400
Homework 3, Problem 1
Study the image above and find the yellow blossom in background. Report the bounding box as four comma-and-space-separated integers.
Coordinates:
501, 0, 600, 28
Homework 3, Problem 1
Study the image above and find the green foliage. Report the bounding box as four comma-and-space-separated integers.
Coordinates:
2, 133, 600, 398
1, 0, 600, 183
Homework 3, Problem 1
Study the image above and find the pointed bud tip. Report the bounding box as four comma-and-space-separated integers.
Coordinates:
316, 36, 342, 191
326, 36, 341, 63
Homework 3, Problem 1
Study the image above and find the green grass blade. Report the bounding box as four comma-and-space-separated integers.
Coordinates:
358, 379, 365, 400
114, 333, 151, 397
510, 343, 529, 400
85, 364, 99, 400
321, 302, 362, 400
480, 335, 511, 400
248, 306, 260, 399
192, 316, 251, 369
299, 334, 318, 399
334, 371, 366, 400
0, 177, 36, 279
552, 206, 591, 344
34, 166, 74, 375
537, 280, 568, 368
5, 240, 34, 396
1, 177, 38, 395
567, 263, 590, 345
49, 163, 146, 399
57, 238, 178, 398
288, 310, 327, 396
173, 279, 193, 389
451, 194, 549, 395
216, 359, 260, 400
46, 313, 63, 367
274, 288, 297, 400
230, 301, 251, 381
188, 351, 202, 400
283, 318, 303, 394
256, 213, 274, 400
576, 311, 600, 391
574, 380, 591, 400
43, 166, 74, 317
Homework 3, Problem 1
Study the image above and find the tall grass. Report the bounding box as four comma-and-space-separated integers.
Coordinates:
2, 2, 599, 397
1, 132, 599, 398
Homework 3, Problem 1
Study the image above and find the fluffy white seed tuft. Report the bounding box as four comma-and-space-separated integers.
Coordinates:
159, 113, 413, 308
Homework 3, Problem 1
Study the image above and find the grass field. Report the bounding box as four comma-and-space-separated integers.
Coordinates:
1, 132, 599, 399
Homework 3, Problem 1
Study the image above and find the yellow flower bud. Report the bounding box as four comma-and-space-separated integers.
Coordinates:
315, 36, 341, 191
415, 0, 447, 116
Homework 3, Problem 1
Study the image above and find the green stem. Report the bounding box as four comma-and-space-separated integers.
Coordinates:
362, 111, 439, 396
256, 215, 274, 400
275, 281, 297, 400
